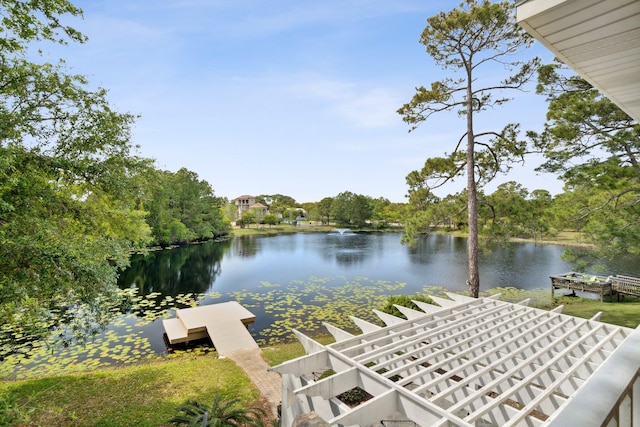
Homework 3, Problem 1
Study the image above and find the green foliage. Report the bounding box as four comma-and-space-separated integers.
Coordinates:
381, 294, 434, 319
0, 0, 233, 339
483, 181, 551, 242
166, 219, 197, 243
240, 211, 257, 227
0, 0, 85, 55
533, 60, 640, 258
0, 2, 155, 326
263, 213, 279, 227
283, 207, 302, 223
401, 191, 469, 245
369, 197, 407, 228
143, 168, 230, 246
169, 396, 265, 427
330, 191, 373, 227
0, 393, 29, 425
317, 197, 334, 224
256, 194, 296, 211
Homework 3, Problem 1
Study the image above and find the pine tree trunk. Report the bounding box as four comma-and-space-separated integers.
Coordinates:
466, 74, 480, 298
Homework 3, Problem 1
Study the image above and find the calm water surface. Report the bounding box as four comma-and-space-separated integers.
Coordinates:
120, 232, 640, 295
117, 232, 640, 351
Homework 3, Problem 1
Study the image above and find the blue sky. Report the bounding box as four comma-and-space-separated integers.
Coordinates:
47, 0, 561, 203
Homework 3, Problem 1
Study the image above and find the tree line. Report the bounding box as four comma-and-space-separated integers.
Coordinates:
233, 192, 407, 229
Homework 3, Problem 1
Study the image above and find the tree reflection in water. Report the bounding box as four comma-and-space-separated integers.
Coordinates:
118, 239, 231, 296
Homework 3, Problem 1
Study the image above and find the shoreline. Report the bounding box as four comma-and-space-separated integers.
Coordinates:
231, 224, 594, 249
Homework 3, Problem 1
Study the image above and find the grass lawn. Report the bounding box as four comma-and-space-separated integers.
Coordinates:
0, 355, 269, 427
261, 335, 335, 367
231, 223, 334, 236
554, 295, 640, 328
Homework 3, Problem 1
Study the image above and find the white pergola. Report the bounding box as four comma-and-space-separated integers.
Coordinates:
516, 0, 640, 122
271, 293, 640, 426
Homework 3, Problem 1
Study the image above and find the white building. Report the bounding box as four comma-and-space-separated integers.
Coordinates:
233, 195, 268, 220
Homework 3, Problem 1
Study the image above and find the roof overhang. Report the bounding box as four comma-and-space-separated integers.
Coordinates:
516, 0, 640, 122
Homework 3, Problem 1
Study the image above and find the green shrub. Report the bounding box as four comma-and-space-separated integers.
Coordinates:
381, 294, 434, 319
168, 395, 265, 426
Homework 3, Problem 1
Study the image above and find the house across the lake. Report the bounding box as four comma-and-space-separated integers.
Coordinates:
233, 195, 268, 220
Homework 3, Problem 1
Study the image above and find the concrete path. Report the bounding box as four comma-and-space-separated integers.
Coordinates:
226, 348, 282, 417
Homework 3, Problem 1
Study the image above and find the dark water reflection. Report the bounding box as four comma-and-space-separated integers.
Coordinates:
119, 240, 230, 296
119, 232, 639, 299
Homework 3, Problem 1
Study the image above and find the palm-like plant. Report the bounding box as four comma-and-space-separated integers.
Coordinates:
168, 395, 265, 427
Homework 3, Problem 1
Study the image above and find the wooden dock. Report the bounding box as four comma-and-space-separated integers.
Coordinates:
163, 301, 282, 416
550, 272, 640, 302
162, 301, 258, 356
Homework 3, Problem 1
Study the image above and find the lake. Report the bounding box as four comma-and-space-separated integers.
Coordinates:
118, 231, 638, 349
6, 231, 639, 379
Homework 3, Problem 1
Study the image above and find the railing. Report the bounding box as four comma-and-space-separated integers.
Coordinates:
546, 326, 640, 426
550, 272, 640, 302
612, 275, 640, 298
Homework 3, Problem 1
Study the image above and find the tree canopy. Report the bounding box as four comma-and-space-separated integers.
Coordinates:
143, 168, 229, 245
532, 60, 640, 257
330, 191, 374, 228
0, 0, 153, 326
0, 1, 229, 331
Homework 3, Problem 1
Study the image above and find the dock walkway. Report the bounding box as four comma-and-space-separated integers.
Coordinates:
162, 301, 258, 355
226, 348, 282, 416
162, 302, 281, 416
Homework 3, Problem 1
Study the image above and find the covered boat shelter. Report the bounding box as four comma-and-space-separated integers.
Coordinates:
271, 293, 640, 426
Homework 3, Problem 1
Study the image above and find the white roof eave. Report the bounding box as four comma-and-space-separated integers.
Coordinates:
517, 0, 640, 122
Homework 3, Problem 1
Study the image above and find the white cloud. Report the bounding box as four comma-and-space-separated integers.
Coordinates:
276, 74, 404, 129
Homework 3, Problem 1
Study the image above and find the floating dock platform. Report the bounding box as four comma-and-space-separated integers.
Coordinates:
162, 301, 258, 356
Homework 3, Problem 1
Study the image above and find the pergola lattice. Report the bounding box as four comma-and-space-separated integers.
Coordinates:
272, 293, 639, 426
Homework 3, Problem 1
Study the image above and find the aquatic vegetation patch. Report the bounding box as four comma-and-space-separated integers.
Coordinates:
2, 276, 508, 380
0, 288, 221, 380
229, 276, 412, 345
